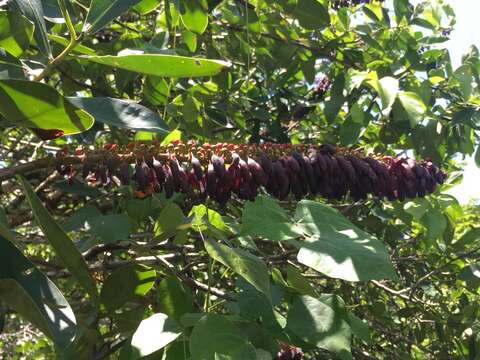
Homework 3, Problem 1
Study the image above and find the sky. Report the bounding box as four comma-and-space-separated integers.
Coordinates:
442, 0, 480, 203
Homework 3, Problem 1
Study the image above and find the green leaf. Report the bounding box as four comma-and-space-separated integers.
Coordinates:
155, 202, 187, 235
0, 48, 25, 79
130, 313, 182, 359
286, 264, 316, 297
421, 208, 447, 241
83, 0, 142, 33
241, 195, 302, 241
63, 205, 102, 232
287, 295, 352, 358
183, 30, 198, 52
475, 145, 480, 168
133, 0, 161, 14
404, 198, 430, 219
101, 264, 156, 312
12, 0, 51, 57
204, 238, 271, 300
67, 97, 169, 133
339, 104, 365, 146
86, 54, 231, 78
294, 200, 397, 281
294, 0, 330, 30
41, 0, 76, 23
377, 76, 399, 110
0, 10, 34, 57
160, 129, 182, 145
347, 313, 371, 344
179, 0, 209, 35
48, 34, 96, 56
397, 91, 427, 127
189, 204, 229, 232
144, 76, 170, 105
88, 214, 134, 244
157, 275, 194, 322
19, 176, 97, 298
459, 263, 480, 289
190, 314, 257, 360
54, 179, 102, 197
0, 236, 76, 350
0, 79, 94, 135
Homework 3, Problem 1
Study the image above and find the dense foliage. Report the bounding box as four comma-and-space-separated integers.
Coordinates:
0, 0, 480, 359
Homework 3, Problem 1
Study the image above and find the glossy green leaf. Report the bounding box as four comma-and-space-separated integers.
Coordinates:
184, 30, 198, 52
179, 0, 209, 34
157, 276, 194, 322
204, 238, 271, 300
130, 313, 182, 359
144, 76, 170, 105
294, 200, 397, 281
397, 91, 427, 127
0, 48, 25, 79
0, 236, 76, 350
12, 0, 51, 57
160, 129, 182, 145
0, 11, 34, 57
19, 176, 97, 298
190, 314, 257, 360
287, 295, 351, 358
133, 0, 161, 14
83, 0, 142, 33
41, 0, 77, 23
67, 97, 169, 133
86, 54, 231, 78
0, 79, 94, 135
101, 264, 156, 312
294, 0, 329, 30
241, 195, 302, 240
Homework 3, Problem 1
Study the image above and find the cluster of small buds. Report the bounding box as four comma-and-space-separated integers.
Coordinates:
331, 0, 385, 9
274, 344, 303, 360
60, 140, 446, 205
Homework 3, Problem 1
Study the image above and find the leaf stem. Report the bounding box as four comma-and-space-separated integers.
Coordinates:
34, 0, 81, 82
